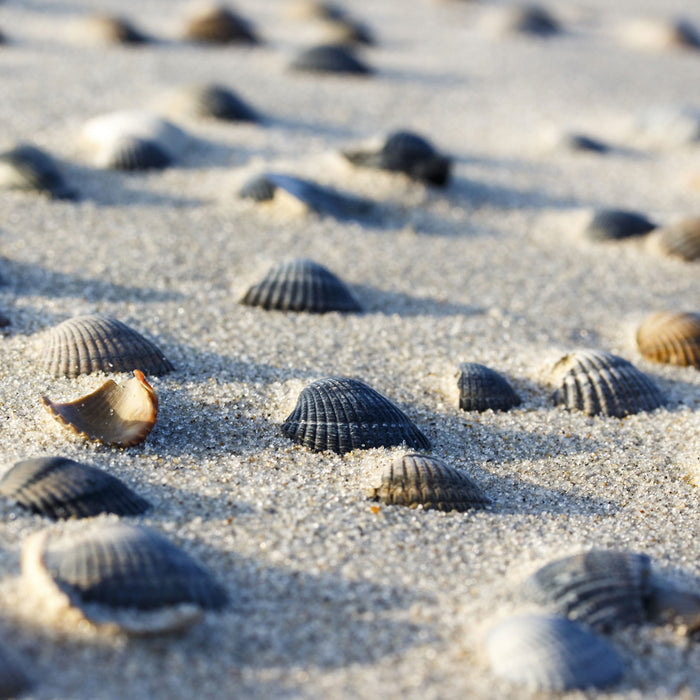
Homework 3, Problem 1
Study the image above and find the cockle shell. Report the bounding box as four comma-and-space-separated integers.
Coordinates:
182, 2, 258, 44
0, 456, 151, 520
368, 453, 489, 512
485, 614, 624, 691
0, 641, 32, 699
0, 144, 76, 199
289, 44, 372, 75
550, 349, 664, 417
40, 314, 174, 378
164, 83, 259, 122
636, 311, 700, 368
457, 362, 520, 412
21, 521, 228, 634
42, 370, 158, 447
653, 217, 700, 261
240, 258, 362, 313
77, 14, 150, 45
281, 377, 430, 454
582, 208, 657, 242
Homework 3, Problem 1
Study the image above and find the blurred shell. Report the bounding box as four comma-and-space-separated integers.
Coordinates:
582, 208, 656, 242
485, 614, 623, 691
646, 585, 700, 634
0, 641, 32, 699
549, 350, 663, 417
490, 4, 561, 37
636, 311, 700, 368
282, 377, 430, 454
620, 17, 700, 52
0, 144, 76, 199
287, 1, 346, 20
163, 83, 259, 122
240, 258, 362, 313
42, 370, 158, 447
289, 44, 372, 75
368, 452, 489, 512
182, 3, 258, 44
653, 217, 700, 261
554, 132, 609, 154
77, 14, 150, 44
457, 362, 520, 412
40, 314, 174, 378
22, 521, 228, 634
320, 18, 374, 46
0, 456, 151, 520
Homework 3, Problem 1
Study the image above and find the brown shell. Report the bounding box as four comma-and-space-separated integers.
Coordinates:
182, 3, 258, 44
654, 217, 700, 262
42, 370, 158, 447
636, 311, 700, 368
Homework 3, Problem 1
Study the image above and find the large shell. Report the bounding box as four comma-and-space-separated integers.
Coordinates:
368, 453, 489, 512
0, 144, 76, 200
164, 83, 259, 122
457, 362, 520, 412
22, 522, 228, 634
485, 614, 623, 691
521, 550, 652, 630
281, 377, 430, 454
182, 3, 258, 44
636, 311, 700, 368
240, 259, 362, 313
549, 349, 664, 417
42, 370, 158, 447
653, 217, 700, 261
582, 208, 657, 242
40, 314, 174, 378
289, 44, 372, 75
0, 641, 32, 699
0, 456, 151, 520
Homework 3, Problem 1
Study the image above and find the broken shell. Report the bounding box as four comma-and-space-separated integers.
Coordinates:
636, 311, 700, 368
549, 349, 663, 417
240, 258, 362, 313
164, 83, 259, 122
40, 313, 174, 378
582, 208, 657, 242
0, 144, 76, 199
0, 641, 32, 699
0, 456, 151, 520
653, 217, 700, 261
457, 362, 520, 412
182, 3, 258, 44
42, 370, 158, 447
22, 521, 228, 634
77, 14, 150, 45
282, 377, 430, 454
368, 452, 489, 512
289, 44, 372, 75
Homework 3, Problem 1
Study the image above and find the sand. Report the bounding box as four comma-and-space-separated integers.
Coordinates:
1, 0, 700, 697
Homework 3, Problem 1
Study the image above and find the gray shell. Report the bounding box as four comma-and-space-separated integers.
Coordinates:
583, 209, 656, 241
289, 44, 372, 75
0, 144, 76, 200
0, 457, 151, 520
656, 217, 700, 261
485, 614, 623, 691
240, 259, 362, 313
40, 314, 173, 378
521, 550, 652, 630
636, 311, 700, 368
550, 349, 664, 417
0, 641, 32, 699
182, 4, 258, 44
281, 377, 430, 454
457, 362, 520, 412
368, 453, 489, 512
175, 84, 258, 122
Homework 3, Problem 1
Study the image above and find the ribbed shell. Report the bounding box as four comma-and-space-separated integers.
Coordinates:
182, 4, 258, 44
636, 311, 700, 368
583, 209, 657, 241
0, 641, 32, 699
281, 377, 430, 454
457, 362, 520, 412
289, 44, 372, 75
550, 350, 663, 417
41, 314, 174, 377
521, 550, 652, 630
174, 84, 258, 122
0, 144, 76, 199
485, 614, 623, 691
655, 217, 700, 261
368, 453, 489, 512
104, 137, 172, 171
0, 457, 151, 520
241, 259, 362, 313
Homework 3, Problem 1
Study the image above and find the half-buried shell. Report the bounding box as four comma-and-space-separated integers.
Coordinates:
0, 144, 76, 200
582, 208, 657, 242
0, 640, 32, 699
457, 362, 520, 412
76, 13, 150, 45
636, 311, 700, 368
182, 2, 258, 44
289, 44, 372, 75
42, 370, 158, 447
163, 83, 259, 122
652, 217, 700, 262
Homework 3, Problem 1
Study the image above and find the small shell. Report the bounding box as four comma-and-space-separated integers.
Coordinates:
164, 83, 259, 122
282, 377, 430, 454
240, 258, 362, 313
485, 614, 624, 691
368, 452, 489, 512
0, 641, 32, 699
492, 5, 561, 37
77, 14, 150, 44
0, 144, 76, 199
582, 208, 657, 242
22, 521, 228, 634
653, 217, 700, 261
40, 314, 174, 378
0, 456, 151, 520
556, 132, 610, 154
42, 370, 158, 447
182, 3, 258, 44
549, 349, 664, 417
457, 362, 520, 412
521, 550, 652, 630
289, 44, 372, 75
636, 311, 700, 368
320, 18, 375, 46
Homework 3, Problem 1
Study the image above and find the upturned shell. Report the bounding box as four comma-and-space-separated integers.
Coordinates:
182, 3, 258, 44
636, 311, 700, 368
0, 456, 151, 520
22, 521, 228, 634
240, 259, 362, 313
368, 453, 489, 512
40, 314, 174, 378
485, 614, 624, 691
0, 144, 76, 199
582, 208, 657, 242
550, 349, 664, 417
165, 83, 259, 122
653, 217, 700, 261
457, 362, 520, 412
42, 370, 158, 447
281, 377, 430, 454
0, 641, 32, 699
289, 44, 372, 75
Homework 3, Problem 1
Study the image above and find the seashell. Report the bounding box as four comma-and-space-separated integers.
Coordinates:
646, 584, 700, 634
653, 217, 700, 262
492, 5, 561, 37
636, 311, 700, 368
77, 14, 150, 45
343, 131, 451, 186
620, 17, 700, 52
521, 550, 652, 630
287, 1, 347, 21
549, 349, 664, 417
0, 641, 32, 699
0, 144, 77, 200
484, 614, 624, 691
40, 313, 174, 378
320, 18, 375, 46
582, 208, 657, 242
556, 132, 609, 154
289, 44, 372, 75
240, 258, 362, 313
164, 83, 259, 122
457, 362, 520, 412
368, 452, 489, 512
42, 370, 158, 447
282, 377, 430, 454
21, 521, 228, 634
182, 2, 258, 44
0, 456, 151, 520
